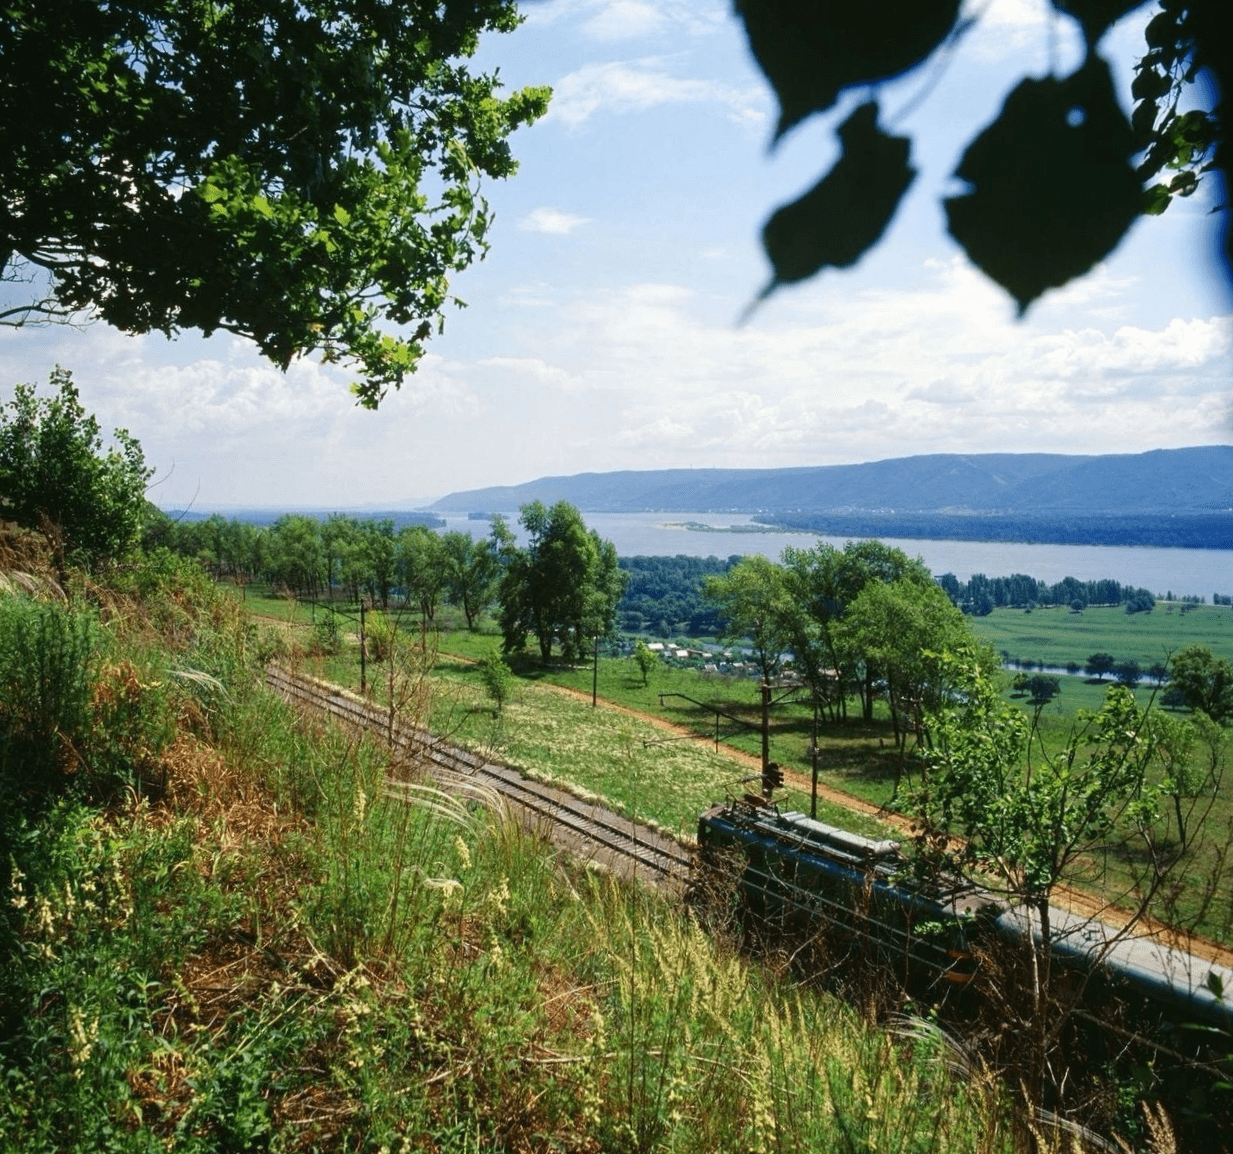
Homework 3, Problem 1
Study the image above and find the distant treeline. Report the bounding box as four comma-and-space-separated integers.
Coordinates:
154, 508, 1220, 636
938, 572, 1161, 616
616, 555, 738, 637
753, 512, 1233, 550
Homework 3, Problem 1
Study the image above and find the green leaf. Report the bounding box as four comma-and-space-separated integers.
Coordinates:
761, 102, 915, 290
333, 203, 352, 227
737, 0, 961, 138
944, 56, 1140, 314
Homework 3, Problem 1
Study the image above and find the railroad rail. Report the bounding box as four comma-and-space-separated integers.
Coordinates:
264, 665, 694, 886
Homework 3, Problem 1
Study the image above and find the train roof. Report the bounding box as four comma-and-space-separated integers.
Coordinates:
700, 801, 902, 866
775, 810, 902, 862
997, 905, 1233, 1030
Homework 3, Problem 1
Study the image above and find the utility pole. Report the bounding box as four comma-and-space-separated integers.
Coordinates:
809, 700, 821, 820
359, 600, 367, 695
761, 681, 770, 777
592, 634, 599, 707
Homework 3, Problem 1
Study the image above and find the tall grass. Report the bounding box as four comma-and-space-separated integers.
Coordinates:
0, 560, 1175, 1152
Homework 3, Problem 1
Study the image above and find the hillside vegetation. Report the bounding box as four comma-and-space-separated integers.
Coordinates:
0, 535, 1047, 1154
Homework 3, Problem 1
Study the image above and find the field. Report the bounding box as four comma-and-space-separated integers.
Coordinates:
241, 585, 1233, 946
967, 601, 1233, 670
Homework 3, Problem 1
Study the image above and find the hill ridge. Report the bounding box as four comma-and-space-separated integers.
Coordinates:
430, 447, 1233, 516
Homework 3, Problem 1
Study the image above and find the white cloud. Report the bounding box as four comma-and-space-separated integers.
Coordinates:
519, 206, 592, 234
462, 262, 1232, 480
548, 58, 767, 129
477, 355, 583, 391
583, 0, 669, 40
961, 0, 1086, 67
524, 0, 726, 41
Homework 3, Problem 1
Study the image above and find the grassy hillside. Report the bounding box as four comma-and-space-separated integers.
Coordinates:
1, 550, 1038, 1154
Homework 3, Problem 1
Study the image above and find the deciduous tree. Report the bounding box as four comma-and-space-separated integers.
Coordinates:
0, 367, 151, 571
397, 525, 446, 621
914, 651, 1224, 1104
0, 1, 549, 405
496, 502, 625, 663
737, 0, 1228, 311
780, 540, 934, 721
838, 576, 976, 786
1169, 644, 1233, 723
705, 555, 794, 684
632, 638, 660, 687
441, 531, 498, 631
1085, 652, 1117, 681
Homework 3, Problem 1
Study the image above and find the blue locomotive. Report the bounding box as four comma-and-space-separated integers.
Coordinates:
696, 796, 1233, 1034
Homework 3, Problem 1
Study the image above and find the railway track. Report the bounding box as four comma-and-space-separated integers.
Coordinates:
264, 665, 695, 887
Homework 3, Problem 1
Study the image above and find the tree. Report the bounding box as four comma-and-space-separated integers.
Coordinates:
914, 651, 1220, 1104
780, 540, 934, 722
1169, 644, 1233, 723
322, 514, 361, 600
266, 514, 326, 600
737, 0, 1228, 311
397, 525, 446, 621
478, 649, 514, 715
1024, 673, 1062, 707
837, 577, 976, 788
1114, 658, 1143, 687
705, 555, 794, 684
496, 502, 626, 664
632, 639, 660, 687
1085, 652, 1116, 681
0, 1, 550, 406
359, 519, 397, 609
0, 367, 151, 570
441, 531, 498, 631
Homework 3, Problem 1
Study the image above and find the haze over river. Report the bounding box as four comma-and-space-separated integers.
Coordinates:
435, 511, 1233, 601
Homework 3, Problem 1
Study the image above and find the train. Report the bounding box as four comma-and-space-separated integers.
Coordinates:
696, 794, 1233, 1035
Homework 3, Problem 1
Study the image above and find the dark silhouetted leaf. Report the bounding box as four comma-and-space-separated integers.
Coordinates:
944, 57, 1140, 314
762, 102, 914, 289
737, 0, 960, 139
1050, 0, 1146, 45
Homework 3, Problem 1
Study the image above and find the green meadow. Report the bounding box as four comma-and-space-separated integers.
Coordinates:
262, 589, 1233, 948
966, 601, 1233, 671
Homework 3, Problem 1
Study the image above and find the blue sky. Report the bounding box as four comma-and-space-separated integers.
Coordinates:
1, 0, 1229, 510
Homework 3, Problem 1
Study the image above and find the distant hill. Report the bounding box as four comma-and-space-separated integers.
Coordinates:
431, 448, 1233, 516
431, 449, 1233, 549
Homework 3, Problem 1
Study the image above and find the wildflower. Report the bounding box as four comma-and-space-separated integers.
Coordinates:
68, 1006, 99, 1077
487, 876, 510, 919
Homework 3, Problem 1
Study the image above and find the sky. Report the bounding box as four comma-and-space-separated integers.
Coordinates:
1, 0, 1229, 511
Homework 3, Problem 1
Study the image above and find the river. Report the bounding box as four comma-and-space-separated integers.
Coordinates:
435, 511, 1233, 601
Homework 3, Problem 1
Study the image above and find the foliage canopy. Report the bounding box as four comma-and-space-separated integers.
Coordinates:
0, 367, 152, 568
495, 502, 626, 664
0, 0, 550, 406
738, 0, 1228, 311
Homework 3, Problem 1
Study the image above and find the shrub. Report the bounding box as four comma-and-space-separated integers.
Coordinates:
312, 608, 343, 656
0, 598, 96, 812
479, 650, 514, 714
